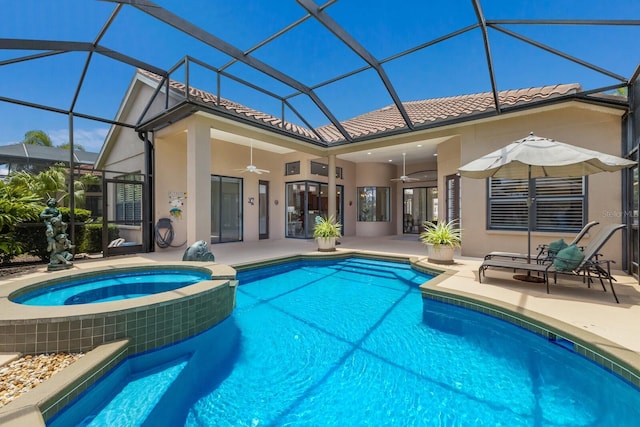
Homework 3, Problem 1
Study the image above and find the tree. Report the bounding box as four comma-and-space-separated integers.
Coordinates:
0, 180, 41, 262
5, 165, 88, 207
57, 142, 86, 151
21, 130, 53, 147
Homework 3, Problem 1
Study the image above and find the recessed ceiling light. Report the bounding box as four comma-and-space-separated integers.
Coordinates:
388, 159, 393, 162
367, 152, 372, 155
433, 153, 438, 157
417, 144, 422, 147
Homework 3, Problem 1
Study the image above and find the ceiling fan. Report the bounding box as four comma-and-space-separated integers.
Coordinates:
235, 142, 270, 174
391, 153, 420, 183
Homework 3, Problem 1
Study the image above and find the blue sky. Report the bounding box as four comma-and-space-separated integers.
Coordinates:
1, 0, 639, 153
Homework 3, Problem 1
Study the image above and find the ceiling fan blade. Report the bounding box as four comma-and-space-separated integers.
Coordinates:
391, 153, 415, 182
242, 142, 270, 174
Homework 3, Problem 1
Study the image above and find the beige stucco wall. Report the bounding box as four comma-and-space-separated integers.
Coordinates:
154, 133, 188, 247
99, 82, 160, 174
453, 105, 626, 263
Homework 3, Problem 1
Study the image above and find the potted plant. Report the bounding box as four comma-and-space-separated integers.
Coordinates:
313, 215, 342, 252
419, 219, 462, 264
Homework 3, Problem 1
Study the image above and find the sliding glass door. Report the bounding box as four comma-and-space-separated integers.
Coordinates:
286, 181, 343, 238
403, 187, 437, 233
211, 175, 243, 243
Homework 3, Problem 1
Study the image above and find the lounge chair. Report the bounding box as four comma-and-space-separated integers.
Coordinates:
484, 220, 599, 262
478, 223, 625, 303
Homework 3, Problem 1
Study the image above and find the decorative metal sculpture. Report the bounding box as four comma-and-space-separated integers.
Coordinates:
182, 240, 215, 262
40, 198, 74, 270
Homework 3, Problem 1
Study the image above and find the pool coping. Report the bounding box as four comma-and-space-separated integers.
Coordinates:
1, 250, 639, 426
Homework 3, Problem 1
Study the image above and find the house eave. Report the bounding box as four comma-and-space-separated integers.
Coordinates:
133, 92, 629, 150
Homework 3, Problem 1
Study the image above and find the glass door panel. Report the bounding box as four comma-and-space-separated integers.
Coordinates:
286, 181, 344, 238
306, 183, 319, 236
211, 176, 243, 243
259, 180, 269, 240
220, 177, 241, 242
403, 187, 437, 234
286, 182, 306, 237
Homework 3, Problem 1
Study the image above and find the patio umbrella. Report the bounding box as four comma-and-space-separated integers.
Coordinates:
458, 132, 635, 276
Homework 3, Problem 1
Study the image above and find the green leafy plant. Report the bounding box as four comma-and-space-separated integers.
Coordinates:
313, 215, 342, 239
0, 181, 41, 263
419, 219, 462, 248
81, 223, 120, 253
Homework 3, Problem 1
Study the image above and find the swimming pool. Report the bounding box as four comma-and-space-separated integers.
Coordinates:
49, 257, 640, 426
12, 269, 212, 305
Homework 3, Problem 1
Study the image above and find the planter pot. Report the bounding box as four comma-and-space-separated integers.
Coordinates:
316, 237, 337, 252
427, 244, 455, 264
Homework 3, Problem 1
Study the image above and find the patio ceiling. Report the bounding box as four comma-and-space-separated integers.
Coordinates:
1, 0, 639, 165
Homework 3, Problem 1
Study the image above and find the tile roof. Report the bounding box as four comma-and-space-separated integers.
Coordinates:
315, 84, 582, 143
138, 70, 319, 141
137, 70, 581, 144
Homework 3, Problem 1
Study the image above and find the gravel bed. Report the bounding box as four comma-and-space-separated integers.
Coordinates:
0, 257, 90, 409
0, 353, 84, 407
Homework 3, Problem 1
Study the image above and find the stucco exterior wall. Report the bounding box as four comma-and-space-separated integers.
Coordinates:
154, 134, 188, 248
99, 83, 161, 174
455, 106, 625, 263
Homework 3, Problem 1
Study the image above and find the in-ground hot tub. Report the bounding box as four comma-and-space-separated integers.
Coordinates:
0, 262, 237, 355
13, 269, 213, 306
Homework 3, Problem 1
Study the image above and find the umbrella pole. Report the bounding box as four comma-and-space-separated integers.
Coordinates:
527, 164, 532, 264
514, 165, 544, 283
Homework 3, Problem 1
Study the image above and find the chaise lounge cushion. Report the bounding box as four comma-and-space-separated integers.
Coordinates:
553, 244, 585, 272
548, 238, 568, 254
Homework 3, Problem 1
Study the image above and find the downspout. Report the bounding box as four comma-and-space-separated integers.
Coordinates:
139, 130, 154, 252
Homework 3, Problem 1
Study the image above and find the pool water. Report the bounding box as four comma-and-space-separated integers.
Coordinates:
50, 257, 640, 426
13, 269, 211, 305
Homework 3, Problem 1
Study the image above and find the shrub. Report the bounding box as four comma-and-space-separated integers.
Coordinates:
82, 223, 120, 253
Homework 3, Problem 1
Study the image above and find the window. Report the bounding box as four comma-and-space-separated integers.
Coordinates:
446, 174, 460, 222
488, 177, 586, 232
115, 174, 142, 224
357, 187, 390, 221
311, 161, 343, 179
285, 161, 300, 176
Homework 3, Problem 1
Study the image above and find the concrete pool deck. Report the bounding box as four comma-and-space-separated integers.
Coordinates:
1, 235, 639, 425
